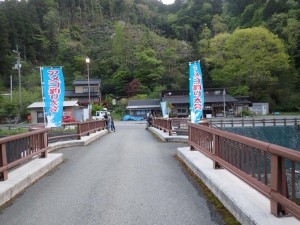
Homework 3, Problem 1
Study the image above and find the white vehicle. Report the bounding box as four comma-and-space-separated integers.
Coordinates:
92, 110, 107, 120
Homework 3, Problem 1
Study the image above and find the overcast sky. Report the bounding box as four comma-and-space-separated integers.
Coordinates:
161, 0, 175, 5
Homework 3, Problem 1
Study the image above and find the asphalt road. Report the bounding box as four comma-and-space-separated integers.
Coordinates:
0, 121, 225, 225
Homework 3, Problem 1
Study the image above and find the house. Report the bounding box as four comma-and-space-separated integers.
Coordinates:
27, 101, 80, 123
126, 99, 162, 118
64, 79, 101, 105
161, 89, 241, 118
125, 89, 252, 119
234, 96, 253, 116
203, 89, 238, 118
161, 91, 189, 118
252, 103, 269, 115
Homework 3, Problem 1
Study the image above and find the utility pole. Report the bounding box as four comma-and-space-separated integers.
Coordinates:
86, 57, 91, 119
223, 88, 226, 118
13, 45, 22, 114
10, 75, 12, 102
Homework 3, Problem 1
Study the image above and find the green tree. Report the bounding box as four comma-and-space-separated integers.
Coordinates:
134, 48, 165, 89
0, 10, 11, 84
112, 22, 135, 69
206, 27, 292, 105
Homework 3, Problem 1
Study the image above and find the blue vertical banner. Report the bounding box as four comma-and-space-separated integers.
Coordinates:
42, 67, 65, 127
189, 61, 204, 123
160, 101, 168, 118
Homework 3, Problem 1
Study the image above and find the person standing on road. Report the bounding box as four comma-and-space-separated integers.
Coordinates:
104, 112, 108, 129
111, 114, 116, 132
146, 113, 153, 128
106, 112, 112, 132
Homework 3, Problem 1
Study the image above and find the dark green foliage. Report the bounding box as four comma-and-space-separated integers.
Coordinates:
0, 0, 299, 114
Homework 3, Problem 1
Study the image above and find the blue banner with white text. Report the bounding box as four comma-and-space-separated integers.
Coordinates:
189, 61, 204, 123
160, 101, 168, 118
42, 67, 65, 127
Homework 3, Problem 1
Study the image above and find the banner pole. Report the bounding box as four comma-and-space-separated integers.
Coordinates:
39, 67, 47, 127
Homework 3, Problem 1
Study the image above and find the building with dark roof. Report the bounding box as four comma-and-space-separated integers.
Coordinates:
234, 96, 253, 116
126, 89, 252, 118
65, 79, 101, 105
126, 99, 162, 118
162, 89, 240, 118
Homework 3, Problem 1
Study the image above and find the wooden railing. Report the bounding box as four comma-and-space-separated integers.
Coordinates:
188, 122, 300, 220
0, 129, 49, 181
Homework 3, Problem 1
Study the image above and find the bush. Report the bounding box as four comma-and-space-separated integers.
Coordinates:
241, 110, 255, 117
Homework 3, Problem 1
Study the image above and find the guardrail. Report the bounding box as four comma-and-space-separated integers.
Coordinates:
208, 118, 300, 128
188, 122, 300, 220
152, 118, 191, 135
0, 120, 107, 181
48, 120, 106, 142
152, 118, 172, 135
153, 117, 300, 136
0, 129, 49, 181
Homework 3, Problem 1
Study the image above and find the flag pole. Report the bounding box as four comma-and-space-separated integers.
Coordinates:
40, 67, 47, 127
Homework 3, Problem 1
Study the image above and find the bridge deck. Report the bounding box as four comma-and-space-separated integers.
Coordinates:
149, 126, 300, 225
0, 121, 225, 225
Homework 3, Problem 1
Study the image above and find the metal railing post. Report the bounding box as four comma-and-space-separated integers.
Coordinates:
168, 119, 172, 135
0, 144, 8, 181
212, 134, 221, 169
77, 123, 82, 139
270, 154, 288, 216
41, 131, 48, 158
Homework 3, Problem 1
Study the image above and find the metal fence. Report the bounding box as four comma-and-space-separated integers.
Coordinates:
188, 122, 300, 220
152, 118, 190, 135
0, 120, 106, 181
48, 120, 106, 143
153, 117, 300, 135
208, 118, 300, 128
0, 129, 48, 181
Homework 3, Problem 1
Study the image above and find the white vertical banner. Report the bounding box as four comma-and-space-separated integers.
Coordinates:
160, 101, 168, 118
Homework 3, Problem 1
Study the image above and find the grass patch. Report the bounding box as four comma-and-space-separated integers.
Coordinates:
0, 128, 29, 135
175, 155, 241, 225
112, 112, 125, 121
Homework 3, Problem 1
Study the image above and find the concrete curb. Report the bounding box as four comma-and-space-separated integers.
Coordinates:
0, 154, 63, 207
48, 130, 108, 152
148, 127, 188, 142
177, 147, 300, 225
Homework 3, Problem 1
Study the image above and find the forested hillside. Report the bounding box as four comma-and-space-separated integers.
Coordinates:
0, 0, 299, 118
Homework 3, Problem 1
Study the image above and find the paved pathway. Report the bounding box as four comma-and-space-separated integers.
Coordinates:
0, 121, 226, 225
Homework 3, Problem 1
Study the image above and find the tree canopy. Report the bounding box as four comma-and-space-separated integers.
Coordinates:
0, 0, 299, 116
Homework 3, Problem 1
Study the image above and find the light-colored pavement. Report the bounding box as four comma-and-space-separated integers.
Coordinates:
1, 121, 299, 225
149, 126, 300, 225
0, 129, 108, 207
0, 121, 226, 225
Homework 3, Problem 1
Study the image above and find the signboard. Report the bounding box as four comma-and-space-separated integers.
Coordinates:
42, 67, 65, 127
189, 61, 204, 123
